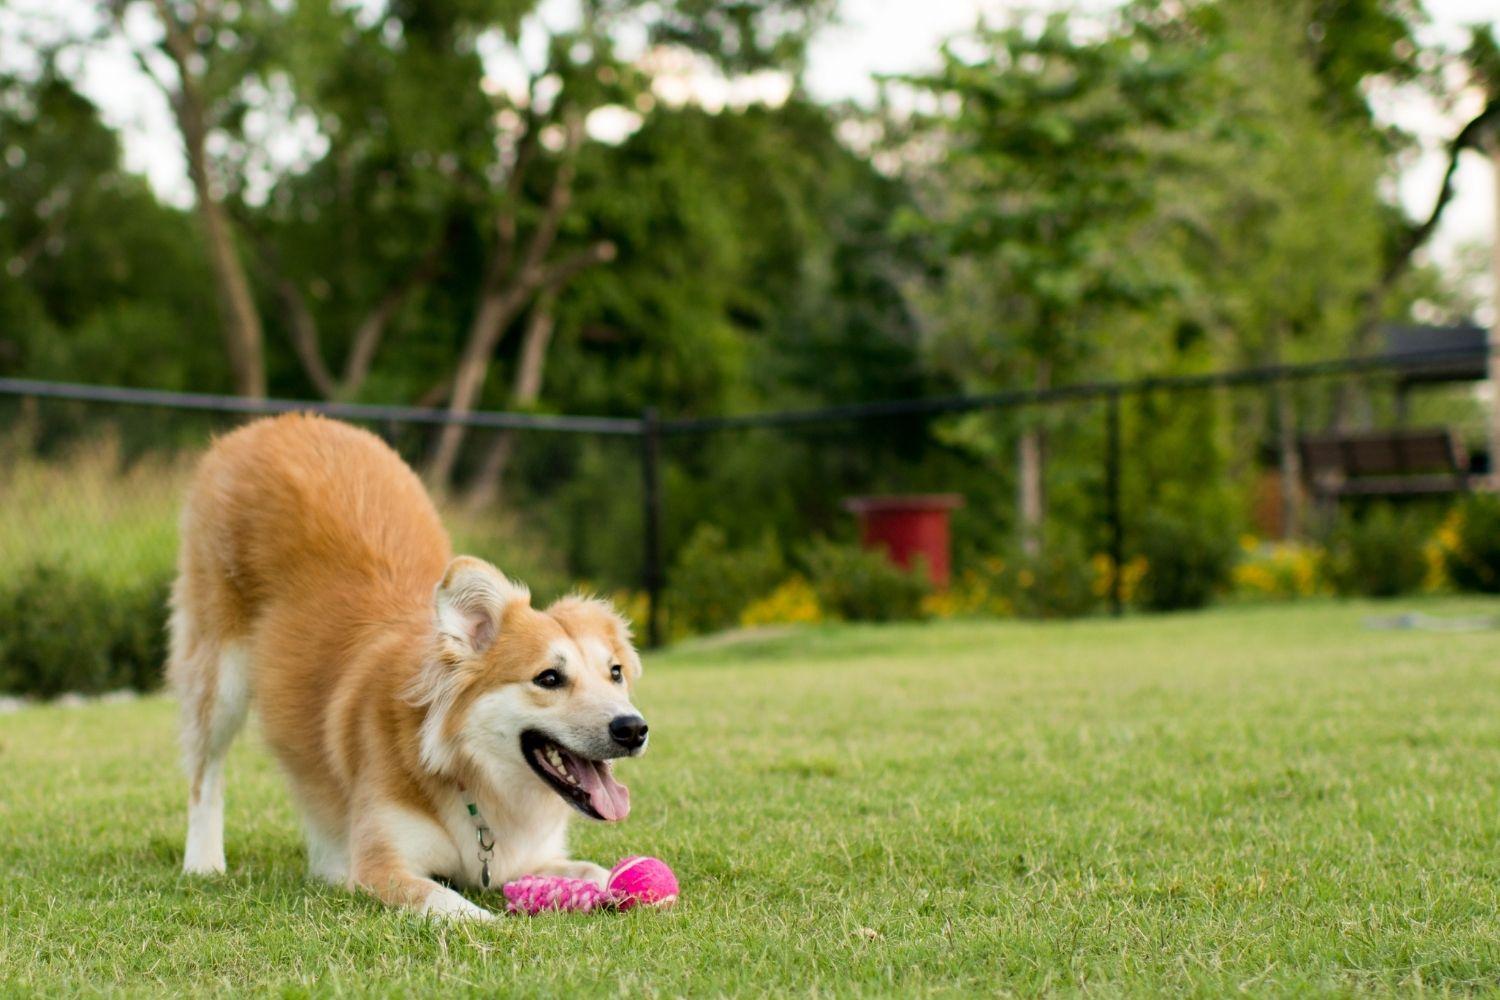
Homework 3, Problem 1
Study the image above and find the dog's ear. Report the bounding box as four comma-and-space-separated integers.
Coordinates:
433, 556, 529, 659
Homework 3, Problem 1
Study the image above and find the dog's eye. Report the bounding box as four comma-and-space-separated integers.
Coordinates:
610, 664, 623, 684
533, 669, 565, 689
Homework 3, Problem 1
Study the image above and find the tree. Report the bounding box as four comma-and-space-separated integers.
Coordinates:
1467, 25, 1500, 484
1188, 3, 1390, 536
108, 0, 270, 397
420, 0, 836, 491
893, 14, 1204, 553
0, 66, 218, 389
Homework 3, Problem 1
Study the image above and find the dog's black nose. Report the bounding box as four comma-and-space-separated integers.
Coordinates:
609, 714, 649, 750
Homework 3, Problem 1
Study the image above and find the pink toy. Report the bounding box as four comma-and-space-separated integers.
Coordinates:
502, 856, 678, 915
502, 874, 613, 914
606, 855, 680, 910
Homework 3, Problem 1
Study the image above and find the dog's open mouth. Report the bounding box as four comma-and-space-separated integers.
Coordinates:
520, 730, 630, 822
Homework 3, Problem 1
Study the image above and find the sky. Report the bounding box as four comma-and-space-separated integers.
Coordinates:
6, 0, 1499, 301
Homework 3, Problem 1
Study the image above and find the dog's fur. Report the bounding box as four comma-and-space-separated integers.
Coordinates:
168, 413, 645, 919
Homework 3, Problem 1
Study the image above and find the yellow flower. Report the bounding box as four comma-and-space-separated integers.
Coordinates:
740, 576, 823, 627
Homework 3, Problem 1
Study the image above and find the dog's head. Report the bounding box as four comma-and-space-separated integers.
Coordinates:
409, 556, 645, 821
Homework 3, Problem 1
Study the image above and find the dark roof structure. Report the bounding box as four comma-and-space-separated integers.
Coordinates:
1381, 322, 1489, 385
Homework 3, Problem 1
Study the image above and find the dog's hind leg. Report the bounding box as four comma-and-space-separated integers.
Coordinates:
168, 590, 251, 876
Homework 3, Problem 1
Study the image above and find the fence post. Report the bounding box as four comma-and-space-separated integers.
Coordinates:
1105, 391, 1124, 616
640, 407, 664, 648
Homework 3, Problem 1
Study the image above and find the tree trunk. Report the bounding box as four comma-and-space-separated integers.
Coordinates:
182, 115, 265, 396
1332, 98, 1500, 430
275, 275, 337, 399
464, 302, 557, 510
1275, 376, 1302, 539
1489, 137, 1500, 487
425, 281, 526, 491
145, 0, 266, 399
133, 0, 265, 397
1016, 362, 1050, 558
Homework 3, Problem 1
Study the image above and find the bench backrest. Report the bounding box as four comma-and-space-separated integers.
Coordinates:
1300, 428, 1467, 483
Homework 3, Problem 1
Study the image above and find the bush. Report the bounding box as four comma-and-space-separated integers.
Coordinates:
1444, 493, 1500, 593
1323, 504, 1428, 598
739, 576, 823, 627
664, 525, 786, 636
0, 562, 170, 697
1232, 538, 1323, 599
798, 538, 932, 622
1004, 537, 1100, 619
1134, 511, 1237, 611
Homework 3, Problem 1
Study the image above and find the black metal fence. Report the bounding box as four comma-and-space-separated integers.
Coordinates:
1, 342, 1493, 649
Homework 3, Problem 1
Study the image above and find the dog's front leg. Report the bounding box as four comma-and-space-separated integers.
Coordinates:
350, 807, 493, 920
351, 847, 493, 920
529, 858, 610, 887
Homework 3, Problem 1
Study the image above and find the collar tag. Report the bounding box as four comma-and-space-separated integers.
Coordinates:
458, 785, 496, 888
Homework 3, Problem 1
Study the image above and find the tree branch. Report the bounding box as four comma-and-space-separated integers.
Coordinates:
277, 277, 339, 399
527, 239, 618, 295
425, 115, 597, 487
1383, 97, 1500, 288
511, 115, 586, 286
492, 78, 542, 280
338, 230, 450, 397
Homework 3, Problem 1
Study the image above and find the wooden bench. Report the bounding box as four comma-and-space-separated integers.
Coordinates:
1299, 428, 1474, 498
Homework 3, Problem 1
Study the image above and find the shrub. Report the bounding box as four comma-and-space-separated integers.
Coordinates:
0, 562, 170, 697
1444, 493, 1500, 593
1322, 504, 1428, 598
1089, 553, 1148, 607
665, 525, 786, 635
1004, 537, 1099, 619
1232, 538, 1323, 599
740, 576, 823, 627
798, 538, 932, 622
921, 558, 1013, 619
1134, 511, 1237, 612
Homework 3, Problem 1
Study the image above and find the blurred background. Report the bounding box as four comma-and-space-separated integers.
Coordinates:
1, 0, 1498, 696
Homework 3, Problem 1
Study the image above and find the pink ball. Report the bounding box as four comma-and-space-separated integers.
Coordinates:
607, 855, 679, 910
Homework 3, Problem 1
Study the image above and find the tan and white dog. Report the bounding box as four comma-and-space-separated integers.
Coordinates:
168, 413, 646, 919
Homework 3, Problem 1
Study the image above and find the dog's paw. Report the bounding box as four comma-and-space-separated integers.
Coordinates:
421, 886, 495, 921
531, 858, 610, 887
182, 854, 226, 876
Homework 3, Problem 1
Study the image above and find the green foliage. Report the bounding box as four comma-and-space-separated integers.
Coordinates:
1445, 494, 1500, 594
0, 70, 220, 389
0, 563, 169, 698
797, 538, 931, 622
1135, 510, 1238, 611
897, 14, 1208, 395
665, 525, 786, 635
645, 0, 837, 73
1005, 536, 1101, 619
1322, 504, 1430, 598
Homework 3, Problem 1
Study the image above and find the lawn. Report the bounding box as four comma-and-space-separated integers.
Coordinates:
3, 598, 1500, 997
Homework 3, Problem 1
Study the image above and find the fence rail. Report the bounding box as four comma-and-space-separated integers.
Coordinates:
0, 377, 645, 435
2, 342, 1493, 646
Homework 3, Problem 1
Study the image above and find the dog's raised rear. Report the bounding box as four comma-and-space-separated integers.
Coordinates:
168, 414, 646, 918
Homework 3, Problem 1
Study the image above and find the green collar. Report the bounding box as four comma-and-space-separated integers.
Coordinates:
458, 785, 495, 887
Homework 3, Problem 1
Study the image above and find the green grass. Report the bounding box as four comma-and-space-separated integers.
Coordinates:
0, 439, 189, 585
0, 442, 573, 599
4, 598, 1500, 997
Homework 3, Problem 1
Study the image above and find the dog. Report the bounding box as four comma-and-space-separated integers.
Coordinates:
167, 413, 646, 919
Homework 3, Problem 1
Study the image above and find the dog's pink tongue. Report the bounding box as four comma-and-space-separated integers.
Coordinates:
573, 756, 630, 821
